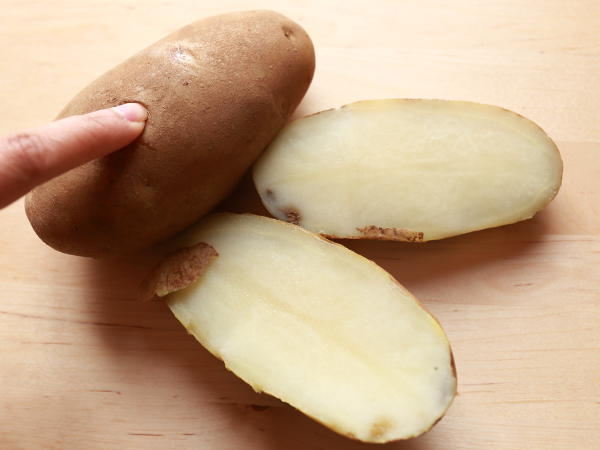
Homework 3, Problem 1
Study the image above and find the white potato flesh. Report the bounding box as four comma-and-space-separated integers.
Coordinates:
253, 99, 563, 241
163, 213, 456, 443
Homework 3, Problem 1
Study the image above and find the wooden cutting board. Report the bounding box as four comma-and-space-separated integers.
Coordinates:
1, 1, 599, 449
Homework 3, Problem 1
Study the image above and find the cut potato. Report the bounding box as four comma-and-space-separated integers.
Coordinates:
253, 99, 563, 241
151, 213, 456, 443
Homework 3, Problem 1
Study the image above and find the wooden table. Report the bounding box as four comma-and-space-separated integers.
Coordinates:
1, 1, 599, 448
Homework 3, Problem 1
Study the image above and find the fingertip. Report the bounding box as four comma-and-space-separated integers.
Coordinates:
113, 103, 148, 123
126, 119, 146, 134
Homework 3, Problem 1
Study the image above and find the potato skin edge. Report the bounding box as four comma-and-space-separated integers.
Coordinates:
143, 242, 218, 301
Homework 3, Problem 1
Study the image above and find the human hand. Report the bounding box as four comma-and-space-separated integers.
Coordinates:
0, 103, 148, 209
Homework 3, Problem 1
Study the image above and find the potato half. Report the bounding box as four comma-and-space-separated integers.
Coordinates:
149, 213, 456, 443
253, 99, 563, 241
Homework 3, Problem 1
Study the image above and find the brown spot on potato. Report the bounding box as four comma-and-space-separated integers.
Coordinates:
144, 242, 218, 300
424, 414, 445, 435
283, 208, 301, 224
265, 189, 275, 200
370, 418, 393, 440
250, 404, 270, 412
356, 225, 424, 242
450, 351, 457, 379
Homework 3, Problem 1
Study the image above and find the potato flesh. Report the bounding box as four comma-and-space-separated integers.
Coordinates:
167, 214, 455, 443
253, 99, 563, 241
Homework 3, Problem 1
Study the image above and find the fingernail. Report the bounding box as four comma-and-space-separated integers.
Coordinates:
113, 103, 148, 122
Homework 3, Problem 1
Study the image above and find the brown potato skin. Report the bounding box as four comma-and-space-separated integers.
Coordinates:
25, 10, 315, 257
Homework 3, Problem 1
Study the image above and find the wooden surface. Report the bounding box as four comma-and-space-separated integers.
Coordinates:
1, 1, 599, 448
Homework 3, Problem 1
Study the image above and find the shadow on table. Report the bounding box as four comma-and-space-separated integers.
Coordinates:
341, 207, 556, 295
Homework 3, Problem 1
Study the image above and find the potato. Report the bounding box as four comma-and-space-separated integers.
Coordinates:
147, 213, 456, 443
253, 99, 562, 241
25, 10, 315, 257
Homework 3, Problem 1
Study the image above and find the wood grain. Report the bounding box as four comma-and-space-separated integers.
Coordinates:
1, 1, 599, 449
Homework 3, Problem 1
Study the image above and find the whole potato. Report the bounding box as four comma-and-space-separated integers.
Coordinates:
25, 10, 315, 257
